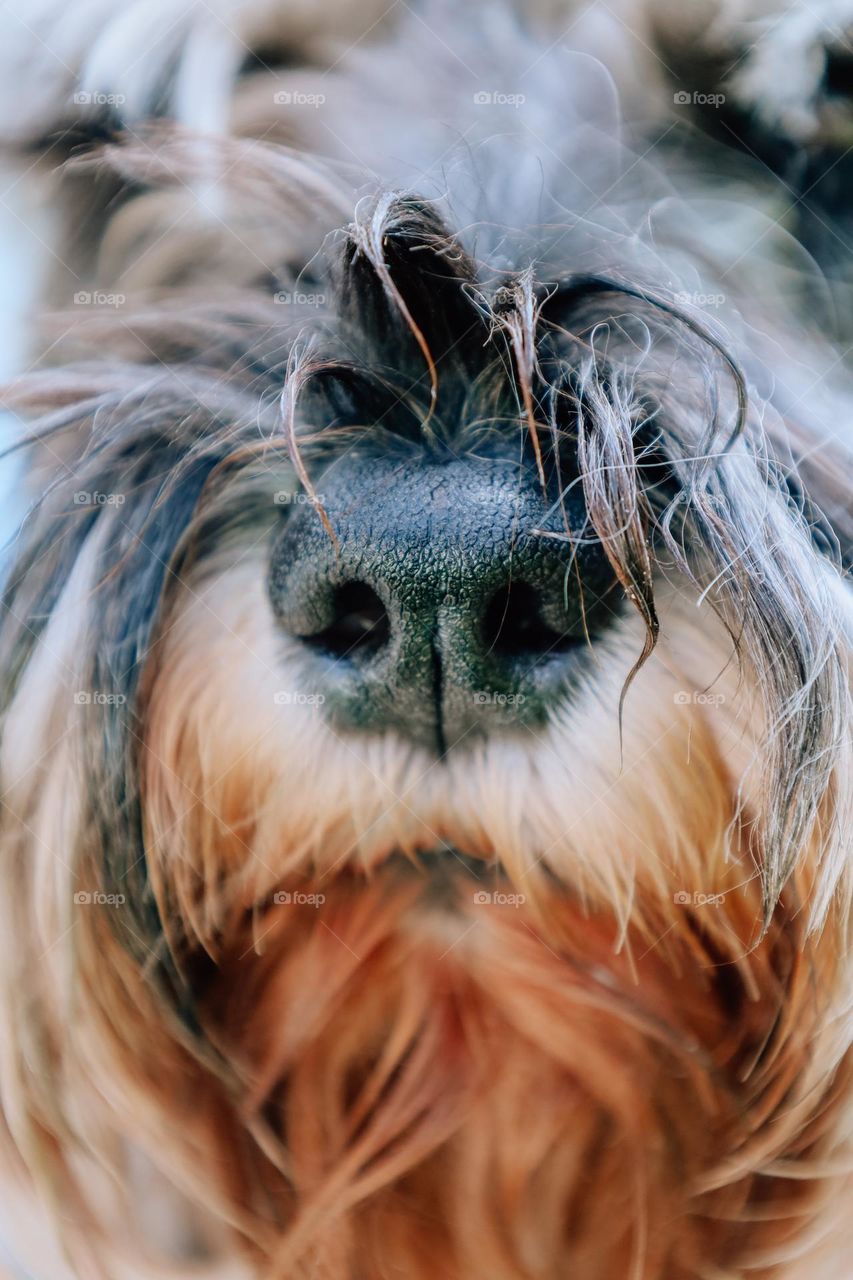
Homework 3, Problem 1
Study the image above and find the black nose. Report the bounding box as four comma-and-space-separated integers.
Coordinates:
268, 456, 617, 751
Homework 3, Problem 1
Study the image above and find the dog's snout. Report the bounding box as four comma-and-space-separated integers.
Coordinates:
269, 456, 617, 750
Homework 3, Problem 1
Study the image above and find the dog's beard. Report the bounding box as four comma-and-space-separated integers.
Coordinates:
194, 865, 837, 1280
72, 543, 838, 1280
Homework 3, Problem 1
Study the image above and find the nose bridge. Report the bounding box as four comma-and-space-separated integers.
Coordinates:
380, 530, 503, 628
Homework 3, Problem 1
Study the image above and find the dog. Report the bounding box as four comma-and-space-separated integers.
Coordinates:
0, 1, 850, 1277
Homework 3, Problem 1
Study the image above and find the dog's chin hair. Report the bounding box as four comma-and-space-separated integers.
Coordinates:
204, 873, 849, 1278
15, 839, 850, 1280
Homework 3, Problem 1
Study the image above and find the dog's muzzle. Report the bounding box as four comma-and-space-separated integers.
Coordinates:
268, 454, 617, 751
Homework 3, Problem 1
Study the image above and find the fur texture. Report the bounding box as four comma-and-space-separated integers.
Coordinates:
0, 2, 851, 1277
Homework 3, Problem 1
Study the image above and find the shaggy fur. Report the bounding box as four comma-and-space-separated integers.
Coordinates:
0, 2, 850, 1277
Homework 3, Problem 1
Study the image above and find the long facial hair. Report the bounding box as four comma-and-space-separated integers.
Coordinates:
0, 7, 850, 1278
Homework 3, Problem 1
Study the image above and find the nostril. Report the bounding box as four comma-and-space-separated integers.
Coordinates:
482, 581, 578, 659
304, 581, 390, 659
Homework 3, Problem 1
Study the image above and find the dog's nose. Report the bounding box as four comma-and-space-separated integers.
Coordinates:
268, 456, 616, 751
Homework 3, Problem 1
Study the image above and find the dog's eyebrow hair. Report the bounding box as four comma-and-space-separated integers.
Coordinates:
541, 273, 749, 450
